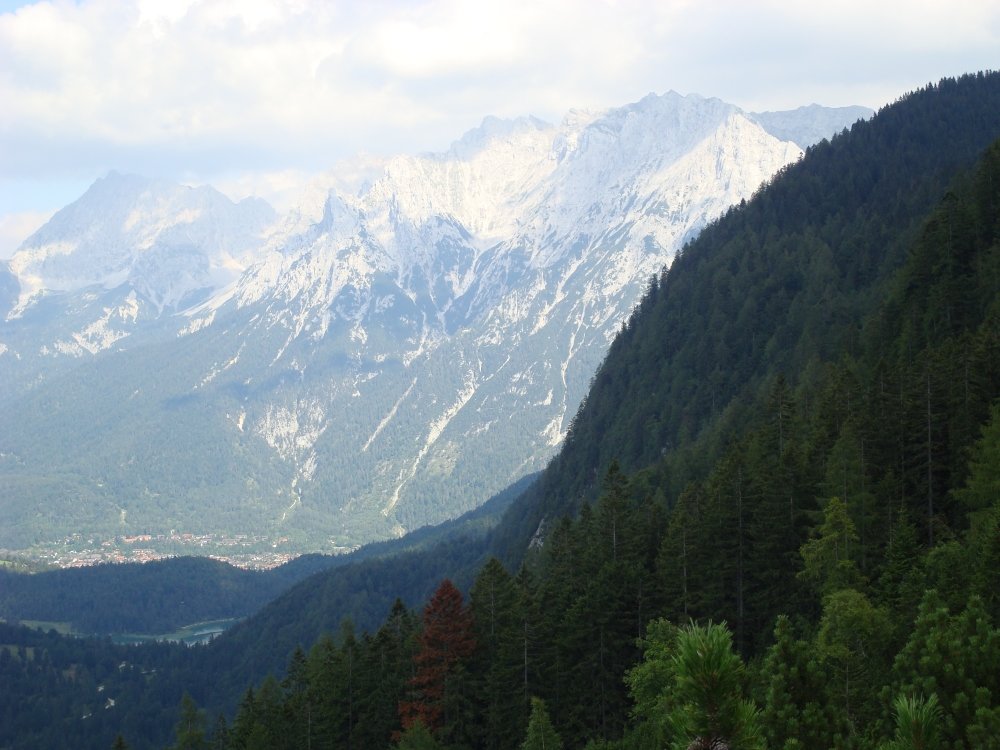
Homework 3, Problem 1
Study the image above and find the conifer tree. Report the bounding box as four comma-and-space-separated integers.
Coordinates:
522, 697, 563, 750
878, 694, 943, 750
514, 565, 542, 728
624, 618, 679, 748
251, 675, 286, 750
745, 379, 810, 649
470, 557, 525, 750
891, 591, 1000, 747
877, 511, 926, 637
799, 497, 862, 595
209, 714, 230, 750
171, 693, 208, 750
356, 600, 418, 749
667, 622, 763, 750
760, 616, 845, 749
399, 579, 476, 743
229, 687, 258, 750
282, 645, 312, 750
395, 719, 443, 750
953, 400, 1000, 513
306, 634, 340, 747
815, 589, 890, 733
656, 483, 703, 622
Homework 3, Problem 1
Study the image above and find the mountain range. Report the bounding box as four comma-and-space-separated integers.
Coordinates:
0, 94, 870, 552
1, 72, 999, 750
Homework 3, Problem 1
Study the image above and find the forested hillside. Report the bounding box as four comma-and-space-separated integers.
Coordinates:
197, 82, 1000, 750
1, 73, 999, 750
493, 71, 1000, 564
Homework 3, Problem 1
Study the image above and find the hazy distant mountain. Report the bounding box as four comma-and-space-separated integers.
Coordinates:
0, 92, 871, 552
751, 103, 873, 149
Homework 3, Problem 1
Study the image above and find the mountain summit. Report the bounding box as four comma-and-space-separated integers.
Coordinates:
0, 92, 870, 553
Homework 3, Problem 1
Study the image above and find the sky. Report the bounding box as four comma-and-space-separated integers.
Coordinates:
1, 0, 998, 258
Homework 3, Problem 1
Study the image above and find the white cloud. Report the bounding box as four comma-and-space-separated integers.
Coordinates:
0, 0, 997, 222
0, 210, 53, 259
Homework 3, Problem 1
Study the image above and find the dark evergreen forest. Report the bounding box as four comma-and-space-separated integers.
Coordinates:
2, 73, 999, 750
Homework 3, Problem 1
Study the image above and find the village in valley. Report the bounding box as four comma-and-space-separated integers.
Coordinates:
6, 531, 310, 570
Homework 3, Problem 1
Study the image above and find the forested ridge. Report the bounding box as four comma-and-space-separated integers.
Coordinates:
1, 73, 999, 750
493, 71, 1000, 564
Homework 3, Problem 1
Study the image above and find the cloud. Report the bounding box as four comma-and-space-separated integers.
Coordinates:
0, 210, 53, 258
0, 0, 997, 213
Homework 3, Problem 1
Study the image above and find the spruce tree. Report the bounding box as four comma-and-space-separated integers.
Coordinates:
470, 557, 525, 750
171, 693, 208, 750
815, 589, 890, 734
522, 697, 563, 750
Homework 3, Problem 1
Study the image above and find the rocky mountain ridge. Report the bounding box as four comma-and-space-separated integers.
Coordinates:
0, 92, 871, 552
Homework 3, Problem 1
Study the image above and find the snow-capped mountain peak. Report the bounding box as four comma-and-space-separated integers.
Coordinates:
0, 91, 872, 553
446, 114, 552, 159
8, 171, 276, 317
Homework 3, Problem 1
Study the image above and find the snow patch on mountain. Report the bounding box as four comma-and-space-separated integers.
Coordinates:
363, 378, 417, 452
49, 291, 141, 356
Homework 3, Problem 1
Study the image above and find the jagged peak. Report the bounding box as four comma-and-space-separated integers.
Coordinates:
445, 114, 553, 159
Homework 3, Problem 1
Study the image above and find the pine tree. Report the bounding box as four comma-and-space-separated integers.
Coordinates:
878, 693, 943, 750
970, 506, 1000, 622
798, 497, 863, 595
356, 600, 418, 749
877, 511, 925, 637
209, 714, 230, 750
890, 591, 1000, 747
656, 483, 703, 622
251, 675, 287, 750
514, 565, 542, 731
229, 687, 259, 750
282, 645, 313, 750
306, 634, 341, 747
953, 400, 1000, 513
667, 622, 763, 750
745, 379, 809, 649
